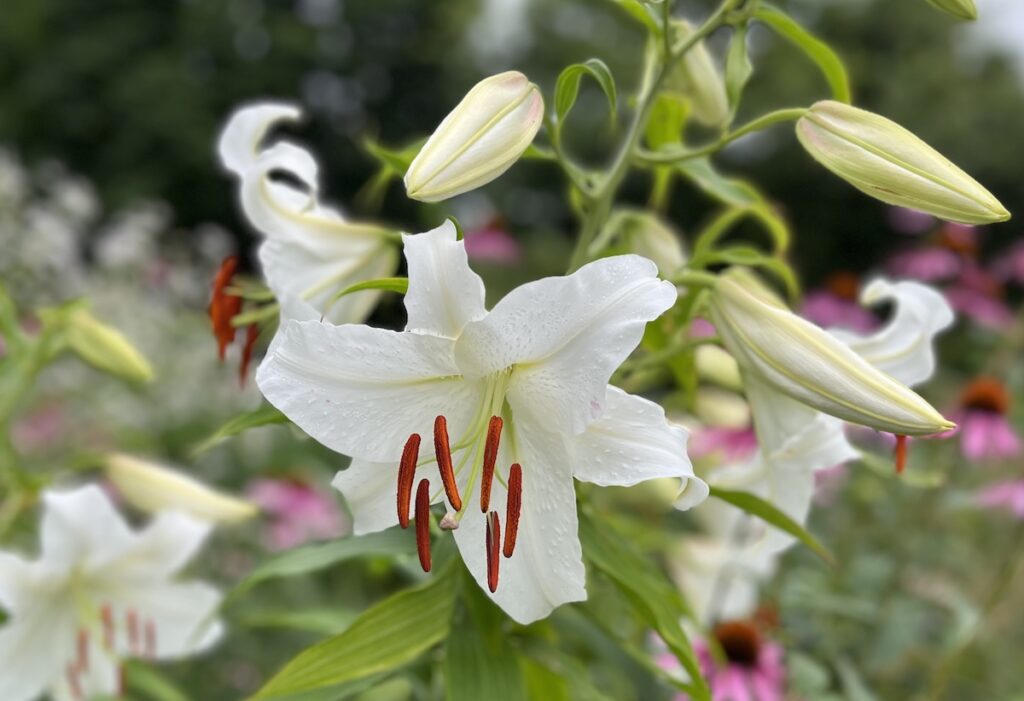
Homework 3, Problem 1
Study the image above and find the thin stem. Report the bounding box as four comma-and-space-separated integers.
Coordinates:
567, 0, 740, 273
634, 107, 808, 165
618, 335, 721, 374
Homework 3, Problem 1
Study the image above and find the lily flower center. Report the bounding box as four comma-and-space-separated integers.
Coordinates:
393, 370, 523, 591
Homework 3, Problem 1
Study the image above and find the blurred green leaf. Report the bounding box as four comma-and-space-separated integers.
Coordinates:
192, 404, 289, 456
755, 4, 852, 103
645, 93, 689, 149
554, 59, 618, 125
363, 138, 422, 175
521, 659, 571, 701
251, 562, 457, 699
724, 24, 753, 114
709, 487, 835, 565
676, 158, 761, 207
326, 277, 409, 308
579, 511, 710, 701
229, 529, 415, 602
238, 607, 357, 635
124, 661, 191, 701
445, 571, 526, 701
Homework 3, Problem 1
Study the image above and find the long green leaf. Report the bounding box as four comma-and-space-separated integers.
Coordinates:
123, 662, 191, 701
445, 572, 526, 701
755, 5, 851, 103
192, 404, 290, 455
228, 529, 415, 602
251, 563, 457, 699
554, 59, 618, 124
709, 487, 835, 565
326, 277, 408, 308
724, 24, 753, 114
579, 512, 710, 701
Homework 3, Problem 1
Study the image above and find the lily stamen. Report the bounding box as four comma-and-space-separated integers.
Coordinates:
126, 609, 140, 655
433, 415, 462, 511
415, 479, 432, 572
76, 629, 90, 673
486, 511, 501, 593
100, 604, 115, 649
66, 665, 84, 701
895, 434, 908, 474
397, 433, 421, 528
145, 619, 157, 658
504, 464, 522, 558
239, 324, 260, 387
480, 416, 503, 512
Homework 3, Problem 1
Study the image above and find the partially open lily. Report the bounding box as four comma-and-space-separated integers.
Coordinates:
0, 486, 223, 701
218, 103, 398, 323
256, 220, 707, 623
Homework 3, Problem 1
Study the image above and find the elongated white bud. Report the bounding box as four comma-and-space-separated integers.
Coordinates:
105, 453, 258, 523
709, 268, 954, 436
65, 308, 153, 384
405, 71, 543, 202
604, 209, 686, 276
797, 101, 1009, 225
664, 21, 729, 128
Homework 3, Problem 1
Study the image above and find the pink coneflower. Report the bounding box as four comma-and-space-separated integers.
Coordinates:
951, 378, 1021, 462
992, 241, 1024, 286
944, 265, 1014, 330
670, 620, 785, 701
975, 480, 1024, 519
801, 272, 877, 333
246, 478, 349, 551
886, 207, 935, 235
886, 247, 961, 282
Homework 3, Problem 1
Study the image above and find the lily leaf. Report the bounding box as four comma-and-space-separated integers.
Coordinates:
724, 24, 753, 114
325, 277, 409, 308
250, 562, 458, 700
579, 512, 710, 701
192, 404, 290, 455
709, 487, 835, 565
554, 59, 618, 125
755, 4, 851, 103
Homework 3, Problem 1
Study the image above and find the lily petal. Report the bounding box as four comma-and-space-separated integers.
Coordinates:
332, 458, 443, 536
571, 386, 708, 510
830, 278, 954, 387
102, 512, 213, 581
0, 553, 32, 611
257, 320, 486, 462
106, 581, 224, 659
402, 220, 487, 339
41, 486, 135, 572
218, 102, 302, 175
453, 423, 586, 624
0, 599, 76, 701
456, 255, 676, 434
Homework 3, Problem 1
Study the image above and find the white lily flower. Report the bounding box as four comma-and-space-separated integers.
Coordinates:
256, 220, 707, 623
218, 103, 398, 323
709, 268, 954, 437
0, 485, 223, 701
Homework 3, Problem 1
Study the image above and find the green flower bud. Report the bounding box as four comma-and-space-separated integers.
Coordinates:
797, 100, 1009, 225
924, 0, 977, 21
66, 307, 154, 383
105, 453, 258, 523
664, 21, 729, 128
604, 209, 686, 276
405, 71, 543, 202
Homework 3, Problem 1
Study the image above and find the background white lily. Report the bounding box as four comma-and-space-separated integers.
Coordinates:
218, 103, 398, 323
257, 220, 707, 623
0, 485, 223, 701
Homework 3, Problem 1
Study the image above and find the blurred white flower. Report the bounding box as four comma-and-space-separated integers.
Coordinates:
0, 485, 223, 701
257, 220, 705, 623
218, 103, 398, 323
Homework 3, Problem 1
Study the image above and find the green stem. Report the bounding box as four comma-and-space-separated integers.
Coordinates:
634, 107, 808, 165
618, 335, 721, 374
567, 0, 740, 273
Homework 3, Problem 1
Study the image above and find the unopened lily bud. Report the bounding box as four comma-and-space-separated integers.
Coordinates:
695, 387, 751, 429
105, 453, 258, 523
664, 21, 729, 128
605, 209, 686, 276
924, 0, 977, 21
405, 71, 543, 202
797, 101, 1009, 225
695, 345, 742, 391
66, 308, 153, 384
709, 268, 954, 436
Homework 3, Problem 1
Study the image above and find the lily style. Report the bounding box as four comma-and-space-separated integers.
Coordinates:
0, 485, 223, 701
256, 220, 707, 623
218, 103, 398, 324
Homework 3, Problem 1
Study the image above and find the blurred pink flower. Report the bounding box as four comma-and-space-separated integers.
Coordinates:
886, 247, 961, 282
462, 221, 522, 264
690, 317, 717, 339
992, 241, 1024, 286
247, 478, 349, 550
689, 426, 759, 464
886, 207, 935, 235
801, 272, 877, 333
975, 480, 1024, 519
944, 263, 1013, 330
813, 463, 850, 506
11, 403, 65, 453
949, 378, 1021, 462
668, 621, 785, 701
